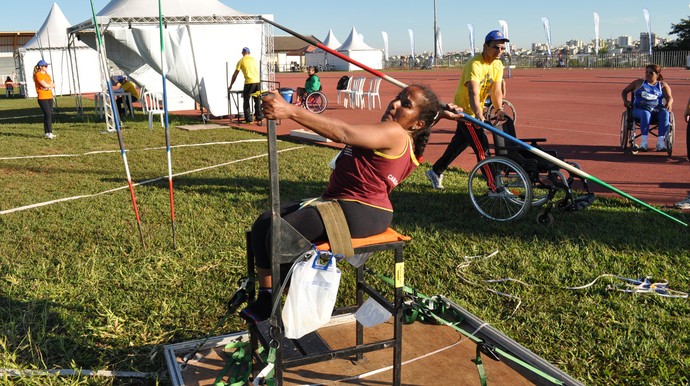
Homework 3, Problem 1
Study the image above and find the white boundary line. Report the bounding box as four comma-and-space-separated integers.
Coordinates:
0, 114, 43, 121
0, 146, 305, 215
0, 139, 266, 161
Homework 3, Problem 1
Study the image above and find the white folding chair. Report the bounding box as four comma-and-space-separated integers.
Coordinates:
143, 91, 164, 129
139, 86, 147, 114
337, 76, 353, 105
363, 77, 382, 110
344, 77, 365, 109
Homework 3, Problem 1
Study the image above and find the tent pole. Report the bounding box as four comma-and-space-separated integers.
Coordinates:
67, 35, 83, 116
45, 33, 59, 121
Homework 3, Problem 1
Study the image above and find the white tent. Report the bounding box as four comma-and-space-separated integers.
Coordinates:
305, 29, 340, 69
15, 3, 102, 98
68, 0, 274, 116
333, 27, 382, 71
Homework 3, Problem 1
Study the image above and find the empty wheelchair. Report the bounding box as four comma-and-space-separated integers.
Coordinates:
468, 117, 595, 225
483, 98, 517, 126
619, 106, 675, 156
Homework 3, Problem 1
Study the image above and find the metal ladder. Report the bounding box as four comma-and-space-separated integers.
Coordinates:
94, 26, 118, 133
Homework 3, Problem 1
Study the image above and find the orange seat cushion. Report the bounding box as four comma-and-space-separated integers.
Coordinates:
315, 227, 411, 251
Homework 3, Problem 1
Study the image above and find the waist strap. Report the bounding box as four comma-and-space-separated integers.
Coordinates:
310, 199, 354, 258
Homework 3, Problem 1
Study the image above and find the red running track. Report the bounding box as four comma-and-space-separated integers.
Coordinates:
221, 67, 690, 208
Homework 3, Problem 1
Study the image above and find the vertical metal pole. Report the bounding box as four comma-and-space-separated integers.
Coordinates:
433, 0, 438, 60
267, 119, 283, 382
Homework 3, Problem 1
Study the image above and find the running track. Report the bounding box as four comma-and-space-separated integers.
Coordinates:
218, 67, 690, 208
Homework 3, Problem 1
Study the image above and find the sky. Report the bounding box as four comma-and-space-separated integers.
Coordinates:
5, 0, 690, 55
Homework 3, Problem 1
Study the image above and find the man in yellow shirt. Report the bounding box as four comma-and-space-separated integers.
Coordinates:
426, 30, 508, 189
229, 47, 262, 124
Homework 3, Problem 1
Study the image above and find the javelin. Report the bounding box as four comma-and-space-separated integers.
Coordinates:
158, 0, 177, 248
90, 0, 147, 247
258, 17, 687, 227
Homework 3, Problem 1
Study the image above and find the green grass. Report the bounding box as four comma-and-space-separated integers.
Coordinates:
0, 95, 689, 385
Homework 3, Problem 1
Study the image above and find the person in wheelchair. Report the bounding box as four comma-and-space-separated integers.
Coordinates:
240, 85, 463, 323
621, 64, 674, 152
295, 66, 321, 101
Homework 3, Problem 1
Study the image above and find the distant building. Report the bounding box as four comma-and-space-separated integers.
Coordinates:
532, 42, 549, 52
640, 32, 656, 53
617, 35, 633, 48
272, 35, 320, 72
566, 40, 584, 49
0, 32, 35, 80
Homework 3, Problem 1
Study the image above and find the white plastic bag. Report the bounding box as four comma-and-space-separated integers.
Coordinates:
355, 297, 392, 327
282, 250, 341, 339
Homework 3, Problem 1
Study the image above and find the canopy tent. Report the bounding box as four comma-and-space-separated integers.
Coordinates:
15, 3, 101, 98
305, 29, 341, 70
68, 0, 274, 116
332, 27, 382, 71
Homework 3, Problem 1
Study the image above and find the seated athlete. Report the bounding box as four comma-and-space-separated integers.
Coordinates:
240, 84, 464, 323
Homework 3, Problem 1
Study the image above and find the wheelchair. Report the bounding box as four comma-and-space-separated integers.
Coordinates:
483, 98, 517, 126
619, 106, 675, 156
467, 117, 595, 225
294, 87, 328, 114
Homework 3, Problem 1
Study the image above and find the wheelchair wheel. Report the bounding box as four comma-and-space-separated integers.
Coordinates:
665, 112, 675, 157
536, 211, 554, 226
486, 100, 517, 125
468, 156, 532, 222
620, 110, 634, 153
304, 92, 327, 114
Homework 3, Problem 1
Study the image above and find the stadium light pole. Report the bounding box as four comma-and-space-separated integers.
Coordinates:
433, 0, 438, 59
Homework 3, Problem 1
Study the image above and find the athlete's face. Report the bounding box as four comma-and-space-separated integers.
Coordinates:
644, 67, 659, 83
381, 86, 425, 130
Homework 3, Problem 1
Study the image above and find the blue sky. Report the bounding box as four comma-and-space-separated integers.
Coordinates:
6, 0, 689, 55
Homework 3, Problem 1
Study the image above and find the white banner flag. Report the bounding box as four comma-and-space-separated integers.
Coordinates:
436, 27, 444, 57
498, 19, 510, 54
408, 29, 415, 57
541, 17, 552, 56
381, 31, 389, 61
593, 12, 600, 54
643, 8, 652, 55
467, 23, 475, 54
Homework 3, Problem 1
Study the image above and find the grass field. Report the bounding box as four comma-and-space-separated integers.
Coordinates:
0, 94, 689, 385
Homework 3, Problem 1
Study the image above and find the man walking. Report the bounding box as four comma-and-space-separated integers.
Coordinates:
229, 47, 263, 124
426, 30, 508, 189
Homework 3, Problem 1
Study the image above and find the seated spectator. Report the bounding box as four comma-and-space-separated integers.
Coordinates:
115, 76, 140, 116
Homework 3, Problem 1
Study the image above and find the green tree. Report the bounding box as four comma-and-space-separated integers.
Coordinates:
658, 17, 690, 51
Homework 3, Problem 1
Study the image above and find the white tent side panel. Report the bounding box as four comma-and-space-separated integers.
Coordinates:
332, 50, 383, 71
132, 23, 263, 116
80, 28, 196, 112
18, 48, 102, 98
305, 52, 338, 69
